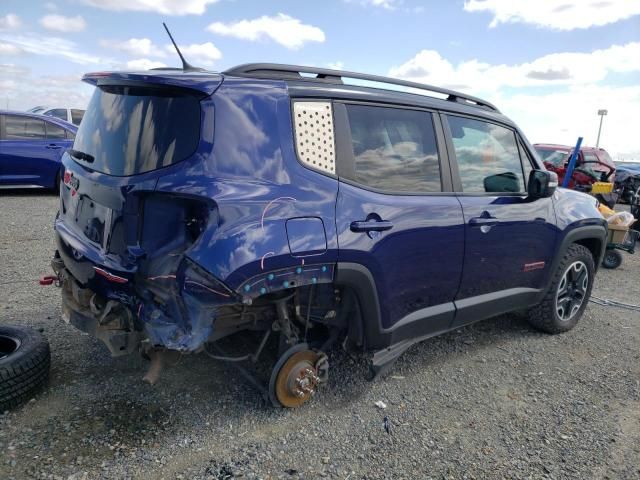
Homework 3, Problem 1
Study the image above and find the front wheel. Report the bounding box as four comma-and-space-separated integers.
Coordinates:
526, 244, 595, 334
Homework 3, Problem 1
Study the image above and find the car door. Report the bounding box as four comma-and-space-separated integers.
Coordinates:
334, 103, 465, 342
0, 115, 62, 188
443, 113, 558, 328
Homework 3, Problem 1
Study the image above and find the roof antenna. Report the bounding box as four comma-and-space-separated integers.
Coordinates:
163, 22, 202, 72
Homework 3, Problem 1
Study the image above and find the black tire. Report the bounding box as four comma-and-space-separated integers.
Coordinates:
53, 170, 61, 194
0, 326, 51, 412
526, 244, 595, 334
602, 250, 622, 269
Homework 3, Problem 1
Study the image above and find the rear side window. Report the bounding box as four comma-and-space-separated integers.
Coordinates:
45, 109, 68, 121
72, 85, 201, 176
46, 122, 67, 139
344, 104, 441, 193
70, 109, 84, 125
447, 115, 525, 193
5, 115, 46, 140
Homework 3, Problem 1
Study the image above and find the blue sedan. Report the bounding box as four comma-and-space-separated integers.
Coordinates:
0, 111, 77, 190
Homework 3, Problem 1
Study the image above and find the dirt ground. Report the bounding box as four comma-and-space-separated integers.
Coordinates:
1, 190, 639, 480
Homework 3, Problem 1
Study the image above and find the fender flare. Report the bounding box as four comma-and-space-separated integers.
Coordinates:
334, 262, 390, 350
545, 224, 607, 289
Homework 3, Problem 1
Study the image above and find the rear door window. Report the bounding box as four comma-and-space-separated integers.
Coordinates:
343, 104, 441, 193
70, 109, 84, 125
44, 109, 68, 121
72, 85, 201, 176
46, 122, 67, 139
5, 115, 46, 140
447, 115, 525, 193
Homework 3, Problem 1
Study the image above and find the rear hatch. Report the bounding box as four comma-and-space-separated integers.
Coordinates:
56, 70, 221, 295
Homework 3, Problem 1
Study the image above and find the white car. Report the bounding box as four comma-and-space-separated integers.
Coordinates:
27, 106, 85, 126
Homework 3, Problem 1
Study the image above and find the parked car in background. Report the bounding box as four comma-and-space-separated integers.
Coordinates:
0, 111, 77, 190
534, 144, 616, 191
615, 163, 640, 204
28, 106, 85, 126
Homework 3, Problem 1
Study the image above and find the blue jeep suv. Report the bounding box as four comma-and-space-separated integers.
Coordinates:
51, 64, 607, 407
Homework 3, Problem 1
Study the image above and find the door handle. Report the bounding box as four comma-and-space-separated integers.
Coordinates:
469, 217, 498, 227
350, 220, 394, 233
46, 144, 62, 149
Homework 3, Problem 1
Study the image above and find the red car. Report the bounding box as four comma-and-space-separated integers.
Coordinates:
533, 144, 616, 190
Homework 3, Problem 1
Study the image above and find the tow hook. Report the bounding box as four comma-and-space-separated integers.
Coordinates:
39, 274, 60, 286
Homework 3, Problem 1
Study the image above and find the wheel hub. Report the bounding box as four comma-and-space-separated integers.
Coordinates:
556, 261, 589, 322
272, 349, 327, 408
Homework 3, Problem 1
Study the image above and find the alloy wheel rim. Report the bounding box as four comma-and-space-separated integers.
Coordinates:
0, 335, 20, 360
556, 261, 589, 322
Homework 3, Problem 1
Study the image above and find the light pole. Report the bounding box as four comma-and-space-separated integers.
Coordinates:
596, 109, 607, 148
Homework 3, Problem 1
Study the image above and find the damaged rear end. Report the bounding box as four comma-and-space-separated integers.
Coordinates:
53, 70, 234, 356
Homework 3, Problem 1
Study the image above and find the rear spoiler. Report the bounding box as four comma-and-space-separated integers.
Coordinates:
82, 70, 223, 96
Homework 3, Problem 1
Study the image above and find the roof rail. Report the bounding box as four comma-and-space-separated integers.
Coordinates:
223, 63, 499, 113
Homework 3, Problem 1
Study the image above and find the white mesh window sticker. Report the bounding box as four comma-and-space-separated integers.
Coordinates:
293, 101, 336, 174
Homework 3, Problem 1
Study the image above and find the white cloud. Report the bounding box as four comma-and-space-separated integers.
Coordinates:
79, 0, 219, 15
40, 14, 87, 32
0, 33, 111, 65
0, 14, 21, 30
166, 42, 222, 66
0, 65, 92, 111
389, 42, 640, 91
0, 42, 22, 55
100, 38, 166, 58
389, 43, 640, 160
346, 0, 401, 9
464, 0, 640, 30
45, 2, 58, 11
498, 85, 640, 160
207, 13, 325, 50
126, 58, 167, 70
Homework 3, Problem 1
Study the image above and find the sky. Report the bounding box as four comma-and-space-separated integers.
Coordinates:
1, 0, 639, 160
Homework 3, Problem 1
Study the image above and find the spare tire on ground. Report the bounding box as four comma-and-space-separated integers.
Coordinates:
0, 325, 50, 411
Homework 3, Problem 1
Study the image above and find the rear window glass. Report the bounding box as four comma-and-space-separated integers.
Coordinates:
72, 85, 201, 176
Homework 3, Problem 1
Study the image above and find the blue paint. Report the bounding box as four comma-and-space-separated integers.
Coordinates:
268, 273, 275, 281
562, 137, 584, 188
244, 284, 251, 292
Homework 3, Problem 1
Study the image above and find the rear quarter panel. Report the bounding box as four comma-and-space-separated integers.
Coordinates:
154, 78, 339, 291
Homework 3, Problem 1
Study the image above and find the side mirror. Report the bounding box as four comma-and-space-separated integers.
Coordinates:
528, 169, 558, 198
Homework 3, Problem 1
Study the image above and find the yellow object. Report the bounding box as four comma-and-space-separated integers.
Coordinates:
591, 182, 614, 194
598, 204, 615, 218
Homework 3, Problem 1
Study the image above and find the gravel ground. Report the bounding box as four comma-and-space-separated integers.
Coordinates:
1, 191, 639, 480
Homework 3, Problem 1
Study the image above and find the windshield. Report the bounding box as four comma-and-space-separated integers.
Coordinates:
71, 85, 201, 176
534, 148, 569, 167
